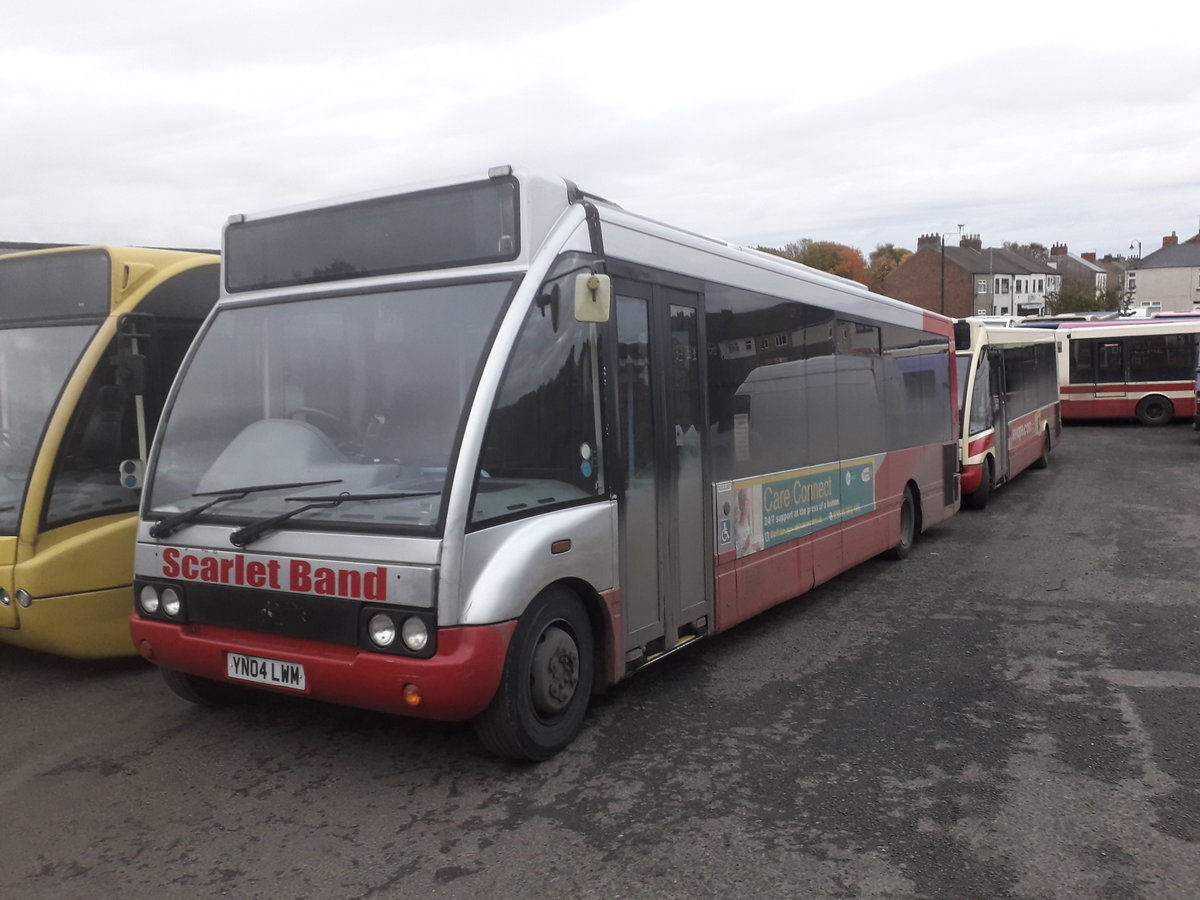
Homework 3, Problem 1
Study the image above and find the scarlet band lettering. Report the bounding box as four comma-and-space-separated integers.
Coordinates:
159, 550, 387, 601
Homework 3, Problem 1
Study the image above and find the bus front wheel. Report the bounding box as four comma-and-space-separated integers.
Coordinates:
474, 587, 595, 761
1135, 395, 1173, 426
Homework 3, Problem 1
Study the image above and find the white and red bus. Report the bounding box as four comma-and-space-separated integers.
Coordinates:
1193, 343, 1200, 430
954, 319, 1060, 509
1056, 319, 1200, 424
130, 167, 960, 759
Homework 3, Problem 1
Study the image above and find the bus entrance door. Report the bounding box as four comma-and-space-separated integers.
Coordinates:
614, 285, 710, 668
988, 347, 1009, 481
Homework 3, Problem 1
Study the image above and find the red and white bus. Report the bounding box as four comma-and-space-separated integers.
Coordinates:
954, 320, 1060, 509
1056, 319, 1200, 424
130, 167, 960, 759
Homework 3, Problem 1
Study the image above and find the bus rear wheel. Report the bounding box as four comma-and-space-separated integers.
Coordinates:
474, 587, 595, 761
1031, 430, 1051, 469
964, 458, 993, 510
885, 486, 916, 560
1135, 395, 1173, 426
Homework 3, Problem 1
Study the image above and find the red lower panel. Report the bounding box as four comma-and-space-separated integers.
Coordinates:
713, 443, 957, 634
598, 588, 623, 685
131, 617, 516, 721
724, 539, 814, 629
961, 462, 983, 495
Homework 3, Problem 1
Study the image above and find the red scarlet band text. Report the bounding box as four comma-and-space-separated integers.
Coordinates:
160, 548, 387, 602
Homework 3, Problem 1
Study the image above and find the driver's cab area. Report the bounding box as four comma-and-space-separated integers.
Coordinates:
146, 280, 513, 535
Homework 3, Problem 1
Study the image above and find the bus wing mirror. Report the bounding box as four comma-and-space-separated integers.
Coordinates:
574, 273, 611, 324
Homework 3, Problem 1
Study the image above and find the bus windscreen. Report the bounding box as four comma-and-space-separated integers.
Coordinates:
224, 177, 520, 292
0, 249, 111, 324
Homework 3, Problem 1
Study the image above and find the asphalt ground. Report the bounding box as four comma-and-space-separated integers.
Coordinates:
2, 421, 1198, 899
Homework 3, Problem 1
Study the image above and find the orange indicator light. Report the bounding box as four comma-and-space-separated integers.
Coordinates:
403, 684, 423, 706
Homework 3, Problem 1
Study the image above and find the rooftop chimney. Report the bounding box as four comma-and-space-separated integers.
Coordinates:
960, 234, 982, 251
1163, 231, 1178, 248
1081, 251, 1097, 263
1050, 243, 1068, 256
917, 233, 942, 252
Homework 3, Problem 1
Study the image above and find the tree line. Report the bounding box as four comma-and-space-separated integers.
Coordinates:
755, 240, 909, 292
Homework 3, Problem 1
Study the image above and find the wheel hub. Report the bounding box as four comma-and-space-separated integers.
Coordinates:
530, 625, 579, 717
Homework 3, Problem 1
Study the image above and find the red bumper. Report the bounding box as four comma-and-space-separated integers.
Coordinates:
131, 616, 516, 721
961, 462, 983, 495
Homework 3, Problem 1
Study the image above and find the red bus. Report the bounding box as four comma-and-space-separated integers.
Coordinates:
955, 319, 1060, 509
130, 167, 961, 759
1056, 320, 1200, 424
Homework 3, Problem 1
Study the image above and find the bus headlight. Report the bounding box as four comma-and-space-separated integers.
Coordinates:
161, 587, 182, 618
139, 585, 160, 614
368, 613, 397, 647
401, 617, 429, 652
15, 589, 32, 608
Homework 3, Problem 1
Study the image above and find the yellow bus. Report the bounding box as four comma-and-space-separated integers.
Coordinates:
1, 245, 218, 657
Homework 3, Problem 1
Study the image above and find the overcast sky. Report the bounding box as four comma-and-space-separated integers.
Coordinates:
4, 0, 1198, 261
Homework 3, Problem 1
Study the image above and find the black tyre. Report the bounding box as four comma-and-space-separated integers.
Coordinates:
474, 587, 594, 761
1031, 430, 1051, 470
160, 667, 243, 707
964, 458, 993, 510
1135, 395, 1173, 426
885, 486, 917, 560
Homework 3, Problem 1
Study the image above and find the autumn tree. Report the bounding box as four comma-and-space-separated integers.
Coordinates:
868, 243, 911, 290
1003, 241, 1050, 262
757, 239, 870, 287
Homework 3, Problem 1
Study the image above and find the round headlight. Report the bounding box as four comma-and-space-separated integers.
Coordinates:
161, 587, 182, 617
139, 585, 160, 614
401, 617, 429, 652
0, 588, 10, 607
368, 613, 396, 647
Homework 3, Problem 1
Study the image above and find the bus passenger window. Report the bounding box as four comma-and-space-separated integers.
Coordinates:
44, 342, 140, 529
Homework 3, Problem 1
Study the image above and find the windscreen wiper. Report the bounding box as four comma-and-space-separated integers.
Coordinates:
228, 490, 439, 548
149, 479, 344, 540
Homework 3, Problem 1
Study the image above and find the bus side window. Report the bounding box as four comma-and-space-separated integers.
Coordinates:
471, 269, 604, 525
43, 340, 140, 529
1068, 339, 1095, 384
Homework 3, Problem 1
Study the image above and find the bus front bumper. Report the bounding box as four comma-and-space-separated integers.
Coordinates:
961, 462, 983, 495
0, 587, 138, 658
130, 617, 516, 721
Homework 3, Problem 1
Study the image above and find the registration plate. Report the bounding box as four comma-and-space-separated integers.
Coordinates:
226, 652, 306, 691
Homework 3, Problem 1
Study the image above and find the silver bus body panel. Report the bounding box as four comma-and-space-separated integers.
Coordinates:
134, 542, 437, 609
436, 206, 592, 626
596, 207, 930, 332
457, 501, 618, 626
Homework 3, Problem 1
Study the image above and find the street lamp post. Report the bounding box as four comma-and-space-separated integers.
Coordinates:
1127, 241, 1142, 314
939, 224, 965, 316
